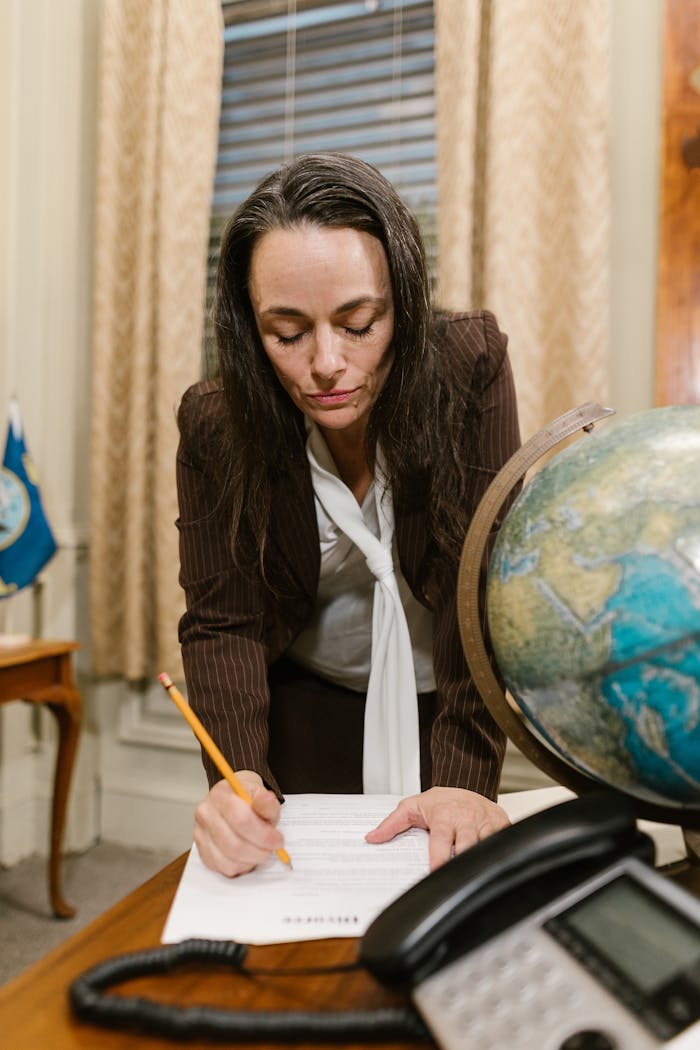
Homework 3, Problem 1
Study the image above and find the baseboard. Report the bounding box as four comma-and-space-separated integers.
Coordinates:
100, 785, 197, 853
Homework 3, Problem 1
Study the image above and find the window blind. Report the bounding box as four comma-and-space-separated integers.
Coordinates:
205, 0, 436, 369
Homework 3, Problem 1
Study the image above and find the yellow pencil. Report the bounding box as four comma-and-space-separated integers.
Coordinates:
158, 672, 292, 868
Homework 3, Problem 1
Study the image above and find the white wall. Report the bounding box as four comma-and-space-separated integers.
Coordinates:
0, 0, 666, 862
0, 0, 99, 863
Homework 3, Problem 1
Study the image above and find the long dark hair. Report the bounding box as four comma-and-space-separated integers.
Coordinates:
214, 152, 474, 579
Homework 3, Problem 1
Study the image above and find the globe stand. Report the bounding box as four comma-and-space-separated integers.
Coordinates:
457, 401, 700, 848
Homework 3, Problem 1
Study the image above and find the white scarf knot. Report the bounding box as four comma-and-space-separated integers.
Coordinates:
305, 422, 421, 796
365, 548, 394, 581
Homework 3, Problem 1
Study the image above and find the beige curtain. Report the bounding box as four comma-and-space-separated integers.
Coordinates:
435, 0, 610, 441
90, 0, 223, 679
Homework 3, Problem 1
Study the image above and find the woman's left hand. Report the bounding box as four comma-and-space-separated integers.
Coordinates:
365, 787, 511, 870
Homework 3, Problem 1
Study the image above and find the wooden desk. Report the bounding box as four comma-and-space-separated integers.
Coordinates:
0, 851, 423, 1050
0, 639, 82, 917
0, 851, 698, 1050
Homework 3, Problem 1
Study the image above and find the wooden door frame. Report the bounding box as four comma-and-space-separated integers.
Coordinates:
655, 0, 700, 405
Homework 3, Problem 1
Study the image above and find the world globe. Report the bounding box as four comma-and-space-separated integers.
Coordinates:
458, 402, 700, 829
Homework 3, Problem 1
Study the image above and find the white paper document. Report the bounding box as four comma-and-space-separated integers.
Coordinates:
162, 793, 428, 945
162, 787, 687, 947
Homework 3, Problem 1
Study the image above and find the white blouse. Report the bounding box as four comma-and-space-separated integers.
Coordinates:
288, 476, 436, 694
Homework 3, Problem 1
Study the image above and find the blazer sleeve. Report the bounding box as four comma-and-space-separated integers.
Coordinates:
176, 382, 280, 794
428, 311, 521, 798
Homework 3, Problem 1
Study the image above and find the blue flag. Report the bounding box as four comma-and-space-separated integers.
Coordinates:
0, 399, 57, 598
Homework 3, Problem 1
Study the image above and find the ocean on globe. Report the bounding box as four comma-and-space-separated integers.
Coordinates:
487, 405, 700, 810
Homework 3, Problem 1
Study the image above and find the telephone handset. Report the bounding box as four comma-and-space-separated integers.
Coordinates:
360, 791, 653, 988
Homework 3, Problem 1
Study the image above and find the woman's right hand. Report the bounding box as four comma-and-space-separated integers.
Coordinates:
194, 771, 285, 877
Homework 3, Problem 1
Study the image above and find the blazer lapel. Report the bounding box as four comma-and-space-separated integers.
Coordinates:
396, 502, 431, 604
267, 457, 320, 606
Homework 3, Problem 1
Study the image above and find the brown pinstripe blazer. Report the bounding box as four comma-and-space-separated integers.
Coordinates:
176, 311, 521, 800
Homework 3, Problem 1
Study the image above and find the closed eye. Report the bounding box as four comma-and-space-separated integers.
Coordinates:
275, 332, 304, 346
344, 323, 374, 339
275, 323, 374, 346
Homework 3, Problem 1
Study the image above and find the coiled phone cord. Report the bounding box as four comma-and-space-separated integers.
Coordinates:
69, 938, 431, 1042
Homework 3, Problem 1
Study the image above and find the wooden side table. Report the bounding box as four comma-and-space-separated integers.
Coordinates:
0, 639, 82, 917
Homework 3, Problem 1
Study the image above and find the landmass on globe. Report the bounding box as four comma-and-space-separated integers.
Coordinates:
487, 406, 700, 807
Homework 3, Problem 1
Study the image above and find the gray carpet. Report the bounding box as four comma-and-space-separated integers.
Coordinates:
0, 842, 174, 986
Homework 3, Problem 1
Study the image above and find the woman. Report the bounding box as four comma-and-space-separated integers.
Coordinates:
176, 152, 521, 877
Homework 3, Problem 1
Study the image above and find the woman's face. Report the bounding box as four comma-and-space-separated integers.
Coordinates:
248, 224, 395, 445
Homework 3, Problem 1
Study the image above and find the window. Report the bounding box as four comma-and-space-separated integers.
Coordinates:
205, 0, 436, 371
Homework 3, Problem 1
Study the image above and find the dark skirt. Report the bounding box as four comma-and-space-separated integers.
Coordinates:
268, 655, 436, 794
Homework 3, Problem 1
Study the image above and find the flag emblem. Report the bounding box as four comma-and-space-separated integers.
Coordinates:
0, 467, 30, 548
0, 400, 57, 597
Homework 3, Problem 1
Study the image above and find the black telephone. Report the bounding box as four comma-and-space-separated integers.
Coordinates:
361, 792, 700, 1050
359, 791, 654, 989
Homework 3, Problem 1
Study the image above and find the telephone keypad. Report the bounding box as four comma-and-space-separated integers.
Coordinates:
413, 925, 659, 1050
416, 930, 581, 1047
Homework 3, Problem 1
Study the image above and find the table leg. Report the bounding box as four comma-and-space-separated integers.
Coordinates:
46, 680, 82, 918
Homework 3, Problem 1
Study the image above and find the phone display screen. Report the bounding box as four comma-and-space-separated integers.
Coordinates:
558, 874, 700, 993
546, 873, 700, 1038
